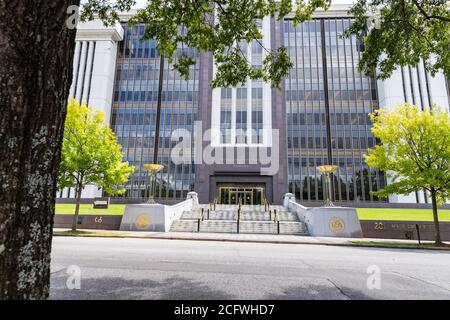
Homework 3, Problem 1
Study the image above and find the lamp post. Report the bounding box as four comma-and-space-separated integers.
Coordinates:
144, 163, 164, 203
153, 54, 164, 164
317, 165, 338, 207
143, 51, 165, 204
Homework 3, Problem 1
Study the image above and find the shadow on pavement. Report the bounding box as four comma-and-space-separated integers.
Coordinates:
50, 270, 234, 300
264, 283, 374, 300
51, 267, 374, 300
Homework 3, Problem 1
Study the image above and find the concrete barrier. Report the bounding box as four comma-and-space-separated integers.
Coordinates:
283, 193, 363, 238
119, 192, 198, 231
283, 193, 308, 222
360, 220, 450, 241
53, 214, 122, 230
305, 206, 363, 238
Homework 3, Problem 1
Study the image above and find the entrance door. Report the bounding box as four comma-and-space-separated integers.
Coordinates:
218, 185, 264, 205
229, 190, 252, 205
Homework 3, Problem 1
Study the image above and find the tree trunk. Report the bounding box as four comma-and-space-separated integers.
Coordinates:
0, 1, 80, 299
430, 191, 442, 245
72, 182, 83, 232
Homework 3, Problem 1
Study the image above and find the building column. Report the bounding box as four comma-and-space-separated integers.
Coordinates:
75, 41, 87, 102
81, 41, 95, 104
69, 41, 81, 98
377, 65, 450, 203
57, 20, 124, 199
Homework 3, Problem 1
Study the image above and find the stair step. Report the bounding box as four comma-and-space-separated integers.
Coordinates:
200, 220, 237, 233
169, 220, 198, 232
279, 222, 308, 235
170, 205, 308, 235
181, 210, 202, 219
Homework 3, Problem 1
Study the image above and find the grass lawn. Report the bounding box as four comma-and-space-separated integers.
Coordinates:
55, 203, 125, 215
356, 208, 450, 222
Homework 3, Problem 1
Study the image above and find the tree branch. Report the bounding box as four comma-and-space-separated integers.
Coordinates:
411, 0, 450, 23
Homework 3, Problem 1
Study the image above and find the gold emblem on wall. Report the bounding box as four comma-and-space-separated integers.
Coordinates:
329, 217, 345, 233
135, 214, 151, 230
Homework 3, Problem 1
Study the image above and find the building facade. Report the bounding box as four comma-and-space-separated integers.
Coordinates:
59, 5, 450, 204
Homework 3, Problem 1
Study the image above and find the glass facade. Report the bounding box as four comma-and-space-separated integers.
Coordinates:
284, 18, 387, 202
108, 19, 387, 202
216, 21, 269, 147
111, 24, 199, 200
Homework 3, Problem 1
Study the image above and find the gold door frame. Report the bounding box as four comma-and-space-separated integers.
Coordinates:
217, 186, 264, 205
229, 190, 253, 205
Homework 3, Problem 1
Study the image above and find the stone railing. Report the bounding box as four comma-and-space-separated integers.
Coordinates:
282, 193, 363, 238
283, 193, 308, 222
119, 192, 198, 231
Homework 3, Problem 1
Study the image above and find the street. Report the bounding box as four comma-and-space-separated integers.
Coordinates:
50, 237, 450, 300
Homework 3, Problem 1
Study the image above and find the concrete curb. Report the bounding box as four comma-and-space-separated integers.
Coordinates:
53, 230, 450, 251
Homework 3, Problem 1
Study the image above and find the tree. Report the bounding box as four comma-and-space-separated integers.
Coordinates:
83, 0, 450, 86
82, 0, 333, 88
0, 0, 328, 300
365, 103, 450, 245
345, 0, 450, 79
0, 0, 82, 300
58, 99, 134, 231
1, 0, 447, 300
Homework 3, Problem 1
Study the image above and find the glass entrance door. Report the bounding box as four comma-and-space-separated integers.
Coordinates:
218, 185, 264, 205
229, 190, 252, 205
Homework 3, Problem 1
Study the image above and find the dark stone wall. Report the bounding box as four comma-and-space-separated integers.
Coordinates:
54, 215, 123, 230
360, 220, 450, 241
193, 18, 289, 205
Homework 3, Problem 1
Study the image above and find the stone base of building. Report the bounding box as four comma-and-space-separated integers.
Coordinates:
304, 207, 363, 238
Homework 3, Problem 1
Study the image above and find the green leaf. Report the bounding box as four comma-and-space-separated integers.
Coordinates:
58, 99, 135, 195
82, 0, 331, 88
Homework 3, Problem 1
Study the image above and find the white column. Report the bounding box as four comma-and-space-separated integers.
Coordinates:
410, 66, 422, 108
246, 44, 252, 145
428, 72, 450, 110
57, 20, 124, 199
88, 40, 119, 123
75, 41, 87, 102
81, 41, 95, 104
69, 41, 81, 98
211, 88, 221, 146
402, 67, 413, 104
378, 66, 426, 203
417, 62, 430, 109
247, 78, 252, 144
376, 68, 405, 110
262, 16, 272, 147
231, 86, 236, 144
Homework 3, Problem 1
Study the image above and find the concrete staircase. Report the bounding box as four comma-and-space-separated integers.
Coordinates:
169, 204, 308, 235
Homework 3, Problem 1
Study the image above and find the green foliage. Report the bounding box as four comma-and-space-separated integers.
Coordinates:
81, 0, 331, 88
80, 0, 136, 26
58, 99, 134, 196
344, 0, 450, 79
365, 103, 450, 204
80, 1, 449, 86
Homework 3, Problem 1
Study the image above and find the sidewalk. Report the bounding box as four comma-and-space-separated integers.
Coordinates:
53, 228, 450, 250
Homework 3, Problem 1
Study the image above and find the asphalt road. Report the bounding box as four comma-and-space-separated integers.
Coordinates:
50, 237, 450, 300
